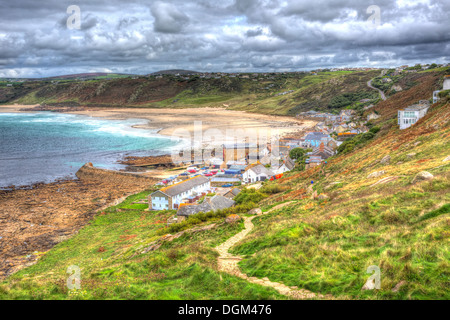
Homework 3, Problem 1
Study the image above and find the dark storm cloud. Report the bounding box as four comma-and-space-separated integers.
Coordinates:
0, 0, 448, 77
151, 1, 190, 33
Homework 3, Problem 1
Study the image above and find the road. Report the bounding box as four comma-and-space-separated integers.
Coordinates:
367, 79, 387, 101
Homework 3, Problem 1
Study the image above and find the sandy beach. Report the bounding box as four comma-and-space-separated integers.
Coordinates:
0, 105, 316, 142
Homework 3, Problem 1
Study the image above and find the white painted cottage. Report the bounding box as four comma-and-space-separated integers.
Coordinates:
243, 164, 274, 184
275, 157, 296, 174
150, 175, 211, 210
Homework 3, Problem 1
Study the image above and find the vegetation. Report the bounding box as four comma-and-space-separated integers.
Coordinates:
1, 70, 449, 301
231, 100, 450, 300
337, 126, 380, 154
0, 190, 282, 300
328, 91, 378, 109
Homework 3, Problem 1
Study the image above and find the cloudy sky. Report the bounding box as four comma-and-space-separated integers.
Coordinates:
0, 0, 449, 77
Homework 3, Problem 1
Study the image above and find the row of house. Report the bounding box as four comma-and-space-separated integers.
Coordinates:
150, 175, 211, 210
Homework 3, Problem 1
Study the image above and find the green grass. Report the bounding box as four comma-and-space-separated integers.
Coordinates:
232, 179, 449, 300
229, 101, 450, 300
0, 191, 283, 300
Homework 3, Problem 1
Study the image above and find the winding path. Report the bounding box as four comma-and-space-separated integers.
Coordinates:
367, 79, 387, 101
367, 72, 387, 101
215, 202, 328, 300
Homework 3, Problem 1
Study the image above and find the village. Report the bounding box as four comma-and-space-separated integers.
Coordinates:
146, 73, 450, 225
147, 106, 368, 223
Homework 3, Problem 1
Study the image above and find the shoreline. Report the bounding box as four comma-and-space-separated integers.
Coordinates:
0, 104, 317, 140
0, 164, 158, 280
0, 104, 317, 187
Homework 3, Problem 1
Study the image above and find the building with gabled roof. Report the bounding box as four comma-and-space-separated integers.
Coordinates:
176, 195, 235, 222
149, 175, 211, 210
275, 157, 296, 174
304, 132, 331, 148
224, 187, 241, 199
243, 164, 274, 184
311, 142, 335, 160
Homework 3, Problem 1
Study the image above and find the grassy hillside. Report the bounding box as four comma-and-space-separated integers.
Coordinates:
0, 191, 283, 300
232, 99, 449, 300
2, 68, 448, 116
0, 69, 416, 115
0, 72, 448, 300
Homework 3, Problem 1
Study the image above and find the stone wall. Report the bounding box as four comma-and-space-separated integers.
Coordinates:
76, 163, 157, 185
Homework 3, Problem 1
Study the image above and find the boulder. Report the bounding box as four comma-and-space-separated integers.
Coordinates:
392, 281, 407, 293
407, 153, 417, 159
368, 171, 385, 179
226, 214, 242, 224
318, 194, 329, 200
380, 155, 391, 165
411, 171, 434, 184
443, 156, 450, 162
248, 208, 262, 216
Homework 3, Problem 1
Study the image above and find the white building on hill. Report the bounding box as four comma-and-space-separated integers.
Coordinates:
149, 175, 211, 210
243, 164, 274, 184
398, 101, 430, 130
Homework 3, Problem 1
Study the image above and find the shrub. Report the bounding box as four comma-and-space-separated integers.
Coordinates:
234, 188, 268, 204
260, 184, 290, 195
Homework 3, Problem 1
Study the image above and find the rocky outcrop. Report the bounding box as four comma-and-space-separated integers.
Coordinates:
226, 214, 242, 224
0, 163, 158, 280
380, 155, 391, 165
412, 171, 434, 184
248, 208, 262, 216
76, 163, 157, 184
368, 171, 385, 179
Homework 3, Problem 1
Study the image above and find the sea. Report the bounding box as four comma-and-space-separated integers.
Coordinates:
0, 112, 183, 188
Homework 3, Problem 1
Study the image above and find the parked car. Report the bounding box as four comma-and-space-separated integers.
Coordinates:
270, 174, 284, 181
204, 173, 214, 177
180, 172, 189, 176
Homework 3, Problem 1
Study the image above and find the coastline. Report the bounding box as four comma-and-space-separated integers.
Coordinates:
0, 104, 317, 140
0, 104, 317, 279
0, 164, 158, 280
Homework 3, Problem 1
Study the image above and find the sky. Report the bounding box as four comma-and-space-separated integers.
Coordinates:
0, 0, 449, 78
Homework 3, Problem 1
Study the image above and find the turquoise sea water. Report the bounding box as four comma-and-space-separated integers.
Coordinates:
0, 112, 182, 188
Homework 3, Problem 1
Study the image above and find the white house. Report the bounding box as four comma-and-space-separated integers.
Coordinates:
150, 175, 211, 210
433, 76, 450, 103
398, 101, 430, 130
243, 164, 274, 184
433, 90, 441, 104
444, 76, 450, 90
275, 157, 296, 174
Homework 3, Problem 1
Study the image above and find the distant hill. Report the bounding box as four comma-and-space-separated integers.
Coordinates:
151, 69, 201, 75
41, 73, 138, 80
1, 68, 448, 116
